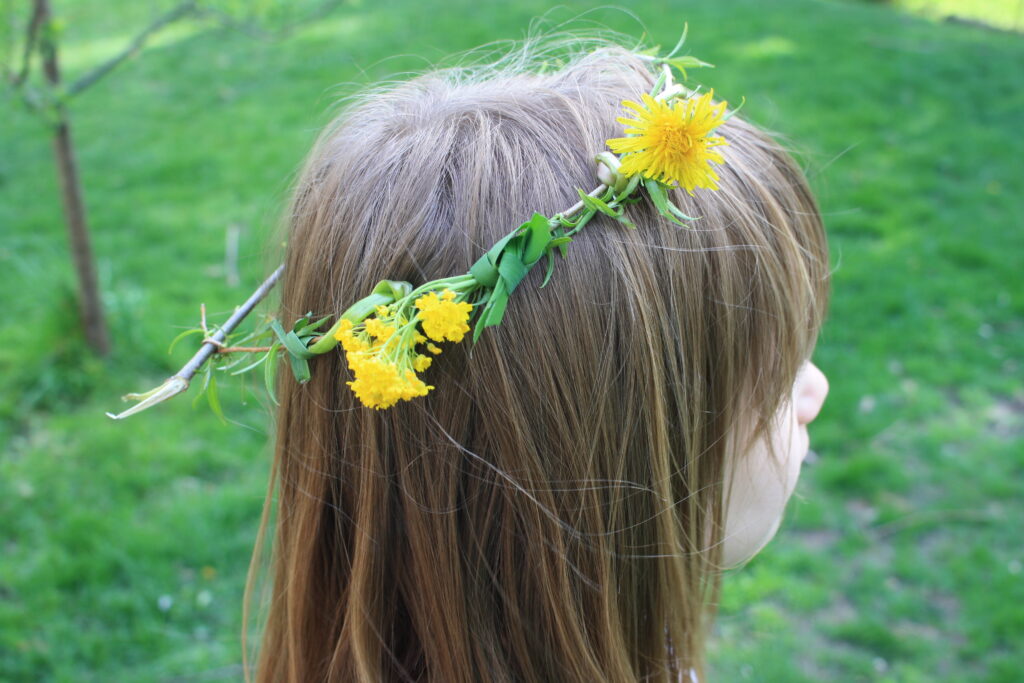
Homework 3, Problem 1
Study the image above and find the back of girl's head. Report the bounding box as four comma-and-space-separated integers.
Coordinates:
253, 38, 829, 682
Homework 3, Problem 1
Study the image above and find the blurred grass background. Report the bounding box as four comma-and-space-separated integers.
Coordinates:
1, 0, 1022, 680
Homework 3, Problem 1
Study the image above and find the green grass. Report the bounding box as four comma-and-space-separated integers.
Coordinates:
894, 0, 1024, 32
1, 0, 1022, 680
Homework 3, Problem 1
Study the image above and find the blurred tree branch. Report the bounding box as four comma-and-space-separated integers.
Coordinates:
65, 0, 198, 98
2, 0, 346, 355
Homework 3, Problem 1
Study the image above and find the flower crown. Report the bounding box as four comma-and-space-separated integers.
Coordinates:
108, 35, 735, 418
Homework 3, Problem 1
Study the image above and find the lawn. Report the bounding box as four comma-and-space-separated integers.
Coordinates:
1, 0, 1021, 680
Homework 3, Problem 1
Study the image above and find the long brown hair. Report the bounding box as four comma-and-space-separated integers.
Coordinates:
245, 40, 829, 682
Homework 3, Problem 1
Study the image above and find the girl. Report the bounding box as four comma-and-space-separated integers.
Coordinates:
247, 38, 830, 682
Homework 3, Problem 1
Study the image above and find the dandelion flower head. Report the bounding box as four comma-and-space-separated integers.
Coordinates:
607, 90, 729, 194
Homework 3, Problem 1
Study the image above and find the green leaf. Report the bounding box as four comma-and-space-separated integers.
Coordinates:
472, 279, 508, 343
289, 354, 311, 384
615, 212, 637, 230
497, 251, 530, 293
565, 208, 598, 236
168, 328, 204, 354
370, 279, 413, 301
666, 25, 688, 58
340, 292, 394, 323
193, 365, 212, 409
645, 179, 688, 227
577, 188, 623, 219
521, 212, 554, 265
271, 319, 316, 360
230, 349, 273, 376
618, 173, 642, 200
264, 342, 280, 405
469, 229, 519, 287
206, 372, 226, 424
483, 281, 510, 328
660, 55, 714, 80
295, 314, 332, 335
722, 95, 747, 122
541, 249, 557, 288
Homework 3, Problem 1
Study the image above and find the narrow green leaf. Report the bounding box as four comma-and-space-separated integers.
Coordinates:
565, 209, 598, 236
484, 290, 509, 329
295, 314, 332, 335
168, 328, 204, 354
541, 250, 557, 288
644, 179, 687, 227
271, 319, 316, 360
472, 279, 508, 343
207, 372, 226, 424
339, 292, 393, 323
230, 349, 272, 376
667, 201, 699, 222
193, 365, 212, 409
289, 354, 311, 384
661, 56, 714, 80
285, 330, 316, 359
577, 188, 622, 218
264, 342, 280, 405
617, 174, 642, 200
615, 212, 637, 230
665, 23, 689, 59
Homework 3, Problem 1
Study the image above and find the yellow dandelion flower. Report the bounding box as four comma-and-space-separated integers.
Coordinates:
414, 288, 473, 343
413, 354, 432, 372
426, 343, 442, 355
606, 90, 728, 194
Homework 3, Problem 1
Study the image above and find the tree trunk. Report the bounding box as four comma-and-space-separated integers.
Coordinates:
38, 0, 110, 355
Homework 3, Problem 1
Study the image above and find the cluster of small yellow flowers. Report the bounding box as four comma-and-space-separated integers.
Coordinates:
414, 289, 473, 343
333, 291, 472, 410
333, 306, 435, 410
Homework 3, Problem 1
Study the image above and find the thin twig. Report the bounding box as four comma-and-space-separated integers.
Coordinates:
193, 0, 346, 41
216, 345, 272, 353
9, 0, 46, 87
66, 0, 198, 98
177, 265, 285, 381
107, 265, 284, 419
199, 302, 226, 347
558, 183, 608, 221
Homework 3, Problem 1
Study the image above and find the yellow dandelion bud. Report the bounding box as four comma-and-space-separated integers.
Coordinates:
415, 288, 473, 343
413, 354, 432, 372
426, 343, 442, 355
